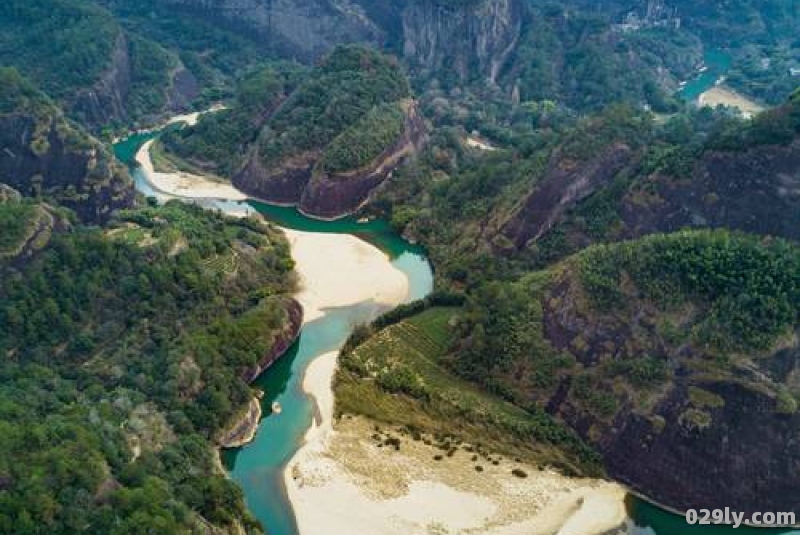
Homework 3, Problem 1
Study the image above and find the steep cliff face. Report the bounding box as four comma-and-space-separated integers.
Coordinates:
402, 0, 523, 83
498, 143, 633, 250
69, 33, 132, 126
455, 228, 800, 514
620, 140, 800, 241
299, 102, 427, 218
0, 114, 133, 223
599, 377, 800, 515
166, 67, 201, 112
241, 298, 303, 383
234, 151, 318, 206
491, 126, 799, 257
539, 249, 800, 514
235, 101, 426, 219
158, 0, 383, 60
0, 70, 133, 223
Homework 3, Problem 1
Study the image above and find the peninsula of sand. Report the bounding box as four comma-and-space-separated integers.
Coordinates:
131, 108, 247, 201
134, 122, 629, 535
699, 84, 765, 118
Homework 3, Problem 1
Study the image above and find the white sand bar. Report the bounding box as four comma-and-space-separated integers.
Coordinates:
134, 139, 248, 200
699, 86, 764, 118
284, 229, 409, 323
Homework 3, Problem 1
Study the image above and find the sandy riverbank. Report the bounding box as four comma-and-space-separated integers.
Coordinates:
284, 301, 627, 535
279, 172, 629, 535
134, 127, 408, 322
699, 86, 764, 118
134, 127, 628, 535
283, 229, 409, 323
286, 404, 627, 535
134, 139, 248, 200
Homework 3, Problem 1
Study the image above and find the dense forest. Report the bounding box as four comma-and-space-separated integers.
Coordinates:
0, 200, 296, 533
160, 67, 292, 177
160, 45, 411, 180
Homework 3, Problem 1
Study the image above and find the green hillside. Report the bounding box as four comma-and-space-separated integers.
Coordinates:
0, 202, 296, 534
337, 306, 601, 474
259, 45, 410, 169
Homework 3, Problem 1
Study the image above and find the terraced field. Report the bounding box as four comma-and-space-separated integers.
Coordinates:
336, 307, 591, 469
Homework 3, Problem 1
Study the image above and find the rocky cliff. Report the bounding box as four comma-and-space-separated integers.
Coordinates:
154, 0, 525, 84
402, 0, 523, 84
218, 297, 302, 449
70, 33, 132, 126
538, 241, 800, 515
492, 113, 799, 256
619, 140, 800, 241
217, 397, 263, 449
235, 100, 426, 219
498, 143, 633, 250
0, 70, 134, 223
241, 298, 303, 384
234, 151, 318, 207
300, 102, 427, 218
158, 0, 383, 61
0, 115, 133, 223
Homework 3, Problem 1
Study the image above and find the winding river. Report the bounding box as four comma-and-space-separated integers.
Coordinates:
113, 127, 793, 535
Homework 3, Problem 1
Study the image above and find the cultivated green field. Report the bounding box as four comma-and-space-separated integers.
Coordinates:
336, 306, 599, 473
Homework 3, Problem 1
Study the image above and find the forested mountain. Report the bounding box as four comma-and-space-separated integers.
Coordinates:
561, 0, 799, 104
0, 200, 298, 534
375, 91, 800, 280
2, 0, 796, 133
358, 88, 800, 511
449, 229, 800, 512
0, 0, 798, 529
161, 45, 426, 218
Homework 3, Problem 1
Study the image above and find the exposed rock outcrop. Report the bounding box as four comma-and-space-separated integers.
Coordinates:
241, 297, 304, 384
620, 140, 800, 241
234, 151, 318, 207
0, 113, 133, 223
234, 101, 427, 219
299, 102, 428, 218
218, 298, 302, 449
402, 0, 523, 84
166, 67, 201, 112
498, 143, 633, 250
158, 0, 383, 61
541, 271, 800, 515
70, 33, 132, 126
218, 397, 263, 448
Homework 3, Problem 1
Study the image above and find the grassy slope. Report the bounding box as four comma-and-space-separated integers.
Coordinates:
336, 306, 601, 475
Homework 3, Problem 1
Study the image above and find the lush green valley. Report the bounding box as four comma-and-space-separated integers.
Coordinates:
0, 0, 799, 530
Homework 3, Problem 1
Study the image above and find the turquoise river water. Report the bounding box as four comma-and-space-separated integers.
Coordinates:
113, 128, 795, 535
677, 49, 733, 102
